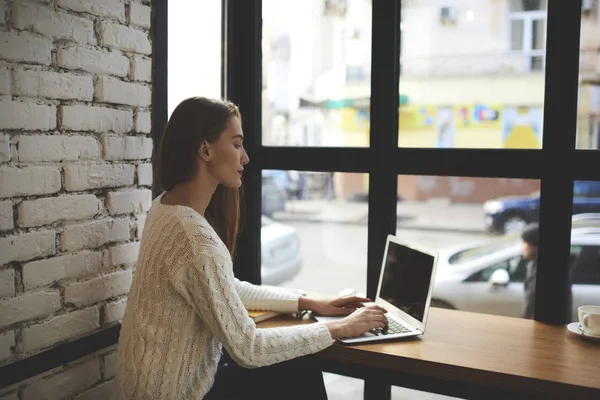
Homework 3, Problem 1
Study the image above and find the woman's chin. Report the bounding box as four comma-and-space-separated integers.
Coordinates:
222, 178, 243, 189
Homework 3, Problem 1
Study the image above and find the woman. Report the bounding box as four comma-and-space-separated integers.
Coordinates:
115, 97, 387, 399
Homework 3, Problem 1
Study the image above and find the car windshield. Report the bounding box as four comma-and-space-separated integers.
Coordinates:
449, 233, 520, 264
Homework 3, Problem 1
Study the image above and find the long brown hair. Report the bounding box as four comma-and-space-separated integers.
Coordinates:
155, 97, 242, 256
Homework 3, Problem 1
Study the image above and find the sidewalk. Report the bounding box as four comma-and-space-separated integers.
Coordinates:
271, 199, 487, 233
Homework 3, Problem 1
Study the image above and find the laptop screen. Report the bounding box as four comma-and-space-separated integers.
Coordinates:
379, 241, 435, 323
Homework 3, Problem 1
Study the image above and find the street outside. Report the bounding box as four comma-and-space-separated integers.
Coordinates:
266, 199, 491, 400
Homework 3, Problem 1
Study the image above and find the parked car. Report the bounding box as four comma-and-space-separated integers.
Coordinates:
431, 228, 600, 321
483, 180, 600, 234
262, 173, 287, 217
261, 216, 302, 285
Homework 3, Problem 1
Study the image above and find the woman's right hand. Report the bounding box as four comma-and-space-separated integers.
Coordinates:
325, 305, 387, 339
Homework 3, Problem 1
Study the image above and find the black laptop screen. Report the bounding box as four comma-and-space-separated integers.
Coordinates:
378, 241, 435, 323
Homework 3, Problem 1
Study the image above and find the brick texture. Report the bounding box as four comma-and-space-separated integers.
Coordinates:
61, 218, 130, 251
0, 166, 61, 198
64, 164, 135, 191
23, 251, 104, 290
63, 270, 133, 307
18, 194, 100, 227
13, 69, 94, 101
58, 46, 129, 77
18, 135, 100, 162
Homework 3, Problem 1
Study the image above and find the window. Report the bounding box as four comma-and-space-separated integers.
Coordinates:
509, 0, 547, 71
571, 246, 600, 285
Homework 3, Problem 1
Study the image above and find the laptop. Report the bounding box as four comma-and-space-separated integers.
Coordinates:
314, 234, 439, 344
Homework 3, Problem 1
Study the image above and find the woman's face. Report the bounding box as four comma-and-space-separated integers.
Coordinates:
204, 116, 249, 188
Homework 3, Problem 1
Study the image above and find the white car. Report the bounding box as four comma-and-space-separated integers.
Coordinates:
432, 229, 600, 321
261, 216, 302, 285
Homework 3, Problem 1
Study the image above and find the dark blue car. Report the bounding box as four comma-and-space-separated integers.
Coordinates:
483, 181, 600, 234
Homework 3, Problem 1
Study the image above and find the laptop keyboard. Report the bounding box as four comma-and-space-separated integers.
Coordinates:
371, 317, 412, 336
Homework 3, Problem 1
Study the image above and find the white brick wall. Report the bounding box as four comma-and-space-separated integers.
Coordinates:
104, 352, 117, 379
23, 251, 104, 290
21, 358, 101, 400
0, 68, 11, 95
0, 290, 61, 329
13, 69, 94, 101
0, 0, 153, 393
74, 380, 115, 400
95, 76, 151, 106
18, 194, 100, 227
0, 269, 15, 299
61, 105, 133, 134
0, 166, 61, 198
64, 270, 133, 307
131, 56, 152, 82
135, 111, 151, 133
20, 307, 100, 353
58, 45, 129, 77
129, 3, 151, 29
64, 164, 135, 191
107, 189, 152, 215
137, 163, 153, 186
104, 242, 140, 267
103, 298, 127, 324
0, 136, 10, 162
56, 0, 125, 21
0, 32, 52, 65
0, 230, 56, 265
136, 213, 146, 239
0, 330, 15, 361
0, 201, 13, 231
13, 2, 97, 45
18, 135, 100, 162
61, 218, 130, 251
103, 135, 153, 160
100, 22, 151, 55
0, 101, 56, 130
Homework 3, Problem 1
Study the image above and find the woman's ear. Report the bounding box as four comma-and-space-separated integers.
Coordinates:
199, 141, 211, 162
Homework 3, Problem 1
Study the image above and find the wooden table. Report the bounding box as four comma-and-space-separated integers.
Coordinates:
259, 308, 600, 399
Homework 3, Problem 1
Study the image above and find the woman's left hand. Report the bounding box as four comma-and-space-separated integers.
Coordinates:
301, 296, 374, 316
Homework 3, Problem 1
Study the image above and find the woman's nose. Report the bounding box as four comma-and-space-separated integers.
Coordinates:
241, 149, 249, 165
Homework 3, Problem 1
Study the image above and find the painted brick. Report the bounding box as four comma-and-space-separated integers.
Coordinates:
0, 268, 15, 299
0, 230, 56, 265
134, 111, 151, 134
137, 163, 152, 186
13, 69, 94, 101
131, 56, 151, 82
0, 67, 10, 95
21, 358, 101, 400
0, 166, 61, 198
107, 189, 151, 215
60, 218, 130, 251
104, 242, 140, 267
74, 380, 115, 400
0, 32, 52, 65
18, 135, 99, 162
64, 270, 133, 307
61, 106, 133, 134
64, 164, 135, 191
0, 201, 13, 231
103, 298, 127, 324
0, 101, 56, 130
0, 135, 10, 162
104, 352, 117, 379
13, 2, 96, 45
100, 22, 151, 55
18, 194, 99, 227
103, 135, 152, 160
58, 45, 129, 77
136, 213, 146, 240
0, 330, 15, 361
20, 307, 100, 353
23, 251, 104, 290
128, 2, 151, 29
0, 290, 61, 329
95, 77, 151, 107
56, 0, 125, 21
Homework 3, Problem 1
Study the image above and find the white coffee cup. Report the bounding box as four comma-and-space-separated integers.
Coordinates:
578, 305, 600, 336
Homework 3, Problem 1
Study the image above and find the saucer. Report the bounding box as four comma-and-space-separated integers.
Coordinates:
567, 322, 600, 342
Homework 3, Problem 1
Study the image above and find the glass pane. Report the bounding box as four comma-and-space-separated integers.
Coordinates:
262, 0, 372, 147
510, 20, 524, 51
570, 180, 600, 323
168, 1, 221, 118
577, 7, 600, 150
393, 175, 540, 320
509, 0, 547, 12
399, 1, 547, 149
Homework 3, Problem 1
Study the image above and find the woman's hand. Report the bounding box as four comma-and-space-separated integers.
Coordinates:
325, 306, 388, 338
299, 295, 382, 316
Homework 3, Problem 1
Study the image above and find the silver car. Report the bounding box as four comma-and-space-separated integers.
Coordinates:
432, 229, 600, 321
261, 216, 302, 285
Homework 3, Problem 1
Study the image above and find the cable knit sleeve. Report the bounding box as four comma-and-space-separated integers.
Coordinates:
233, 278, 302, 312
171, 250, 334, 369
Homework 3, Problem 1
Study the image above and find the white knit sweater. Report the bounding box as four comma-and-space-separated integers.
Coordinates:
115, 193, 334, 399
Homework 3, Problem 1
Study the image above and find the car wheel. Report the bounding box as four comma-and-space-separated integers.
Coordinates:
431, 299, 455, 309
502, 216, 528, 234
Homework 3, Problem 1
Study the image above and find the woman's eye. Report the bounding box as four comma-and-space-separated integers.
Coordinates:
234, 143, 243, 149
